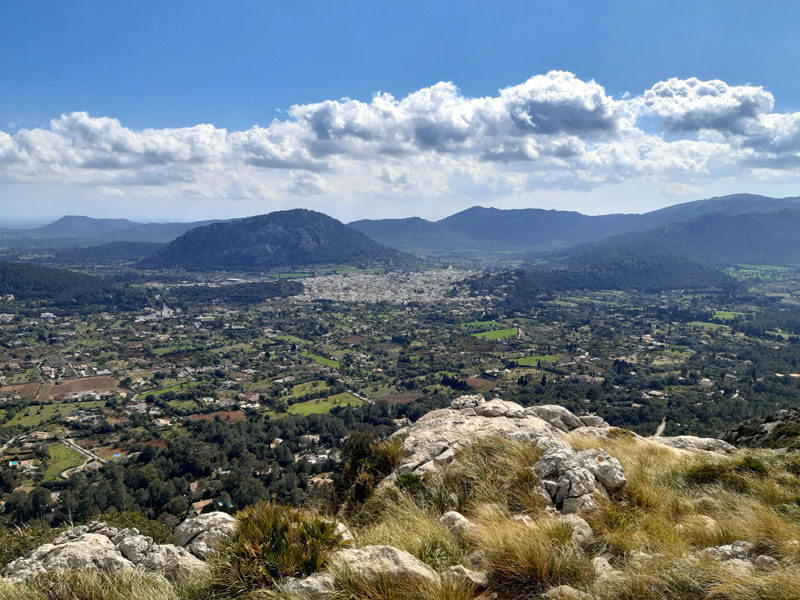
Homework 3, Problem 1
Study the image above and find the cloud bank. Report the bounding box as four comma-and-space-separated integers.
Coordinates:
2, 71, 799, 217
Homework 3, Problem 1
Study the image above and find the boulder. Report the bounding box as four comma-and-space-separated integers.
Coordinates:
3, 533, 133, 582
329, 545, 440, 587
525, 405, 584, 432
543, 585, 597, 600
391, 395, 571, 476
174, 511, 237, 558
279, 571, 335, 599
557, 514, 594, 545
139, 544, 205, 577
439, 511, 478, 536
533, 446, 626, 514
445, 564, 488, 587
651, 436, 735, 453
699, 540, 754, 561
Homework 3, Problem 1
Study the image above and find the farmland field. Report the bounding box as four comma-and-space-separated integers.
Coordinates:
472, 328, 518, 340
290, 380, 330, 397
48, 376, 117, 399
514, 354, 558, 367
465, 320, 503, 329
301, 352, 340, 368
287, 392, 363, 416
2, 400, 106, 428
43, 443, 84, 481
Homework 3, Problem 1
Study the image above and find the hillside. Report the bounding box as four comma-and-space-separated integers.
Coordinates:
1, 397, 798, 600
463, 250, 737, 311
564, 210, 800, 266
0, 261, 147, 309
350, 194, 800, 257
52, 241, 165, 263
138, 209, 414, 271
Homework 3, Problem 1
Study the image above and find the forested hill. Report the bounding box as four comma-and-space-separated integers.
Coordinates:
464, 250, 737, 310
138, 209, 415, 270
563, 210, 800, 266
0, 261, 148, 310
53, 241, 165, 263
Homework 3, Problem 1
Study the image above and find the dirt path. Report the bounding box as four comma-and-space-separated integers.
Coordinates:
655, 417, 667, 436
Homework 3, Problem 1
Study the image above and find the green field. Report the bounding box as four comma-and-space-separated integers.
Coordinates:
288, 392, 363, 416
689, 321, 730, 332
276, 335, 307, 344
712, 310, 746, 321
289, 380, 330, 398
514, 354, 558, 367
472, 328, 518, 340
43, 443, 85, 481
2, 400, 105, 429
465, 320, 503, 329
301, 352, 340, 368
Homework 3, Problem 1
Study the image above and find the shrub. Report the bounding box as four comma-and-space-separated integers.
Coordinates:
204, 502, 344, 597
97, 511, 175, 544
0, 525, 65, 569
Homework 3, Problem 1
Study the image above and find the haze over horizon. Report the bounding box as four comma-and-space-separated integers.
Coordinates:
3, 1, 800, 222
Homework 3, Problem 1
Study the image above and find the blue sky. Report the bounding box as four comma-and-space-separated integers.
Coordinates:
2, 1, 800, 222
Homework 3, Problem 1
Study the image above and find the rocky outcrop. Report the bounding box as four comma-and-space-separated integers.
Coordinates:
392, 396, 587, 476
532, 446, 627, 514
174, 511, 237, 559
2, 522, 204, 582
724, 407, 800, 450
651, 435, 735, 453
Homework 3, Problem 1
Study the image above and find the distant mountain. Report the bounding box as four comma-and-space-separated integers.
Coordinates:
350, 194, 800, 256
32, 215, 141, 237
563, 210, 800, 266
53, 241, 165, 263
138, 209, 414, 271
0, 216, 216, 248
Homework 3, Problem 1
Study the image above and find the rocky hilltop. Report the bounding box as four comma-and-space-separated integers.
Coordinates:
1, 395, 797, 600
138, 209, 413, 270
724, 407, 800, 451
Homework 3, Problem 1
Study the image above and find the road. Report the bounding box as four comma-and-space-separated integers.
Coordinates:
654, 417, 667, 437
60, 438, 105, 479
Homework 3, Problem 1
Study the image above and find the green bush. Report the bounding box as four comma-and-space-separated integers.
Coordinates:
0, 525, 64, 569
97, 511, 175, 544
204, 502, 345, 597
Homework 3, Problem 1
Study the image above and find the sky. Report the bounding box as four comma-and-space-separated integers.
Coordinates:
2, 0, 800, 223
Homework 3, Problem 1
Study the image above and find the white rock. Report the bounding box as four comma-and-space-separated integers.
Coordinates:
577, 449, 627, 492
439, 511, 478, 536
175, 511, 237, 558
445, 564, 488, 587
557, 514, 594, 545
543, 585, 596, 600
526, 405, 584, 432
329, 545, 440, 587
279, 571, 335, 598
652, 436, 735, 453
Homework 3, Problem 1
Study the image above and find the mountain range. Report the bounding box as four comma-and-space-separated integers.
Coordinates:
349, 194, 800, 256
137, 209, 413, 271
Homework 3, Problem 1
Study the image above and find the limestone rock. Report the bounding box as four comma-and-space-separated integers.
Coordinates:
3, 533, 133, 582
391, 395, 571, 476
445, 564, 488, 587
699, 540, 754, 561
279, 571, 335, 598
591, 556, 620, 581
533, 446, 626, 514
174, 511, 237, 558
439, 511, 478, 536
543, 585, 596, 600
526, 405, 584, 432
557, 514, 594, 545
652, 436, 735, 453
330, 545, 440, 587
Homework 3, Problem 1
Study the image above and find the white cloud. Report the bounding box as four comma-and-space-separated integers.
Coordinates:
0, 72, 798, 218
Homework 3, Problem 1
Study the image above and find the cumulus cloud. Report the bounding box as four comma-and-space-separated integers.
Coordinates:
638, 77, 774, 134
0, 71, 798, 212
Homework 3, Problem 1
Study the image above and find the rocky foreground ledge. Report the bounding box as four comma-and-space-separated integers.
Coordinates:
3, 395, 792, 600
